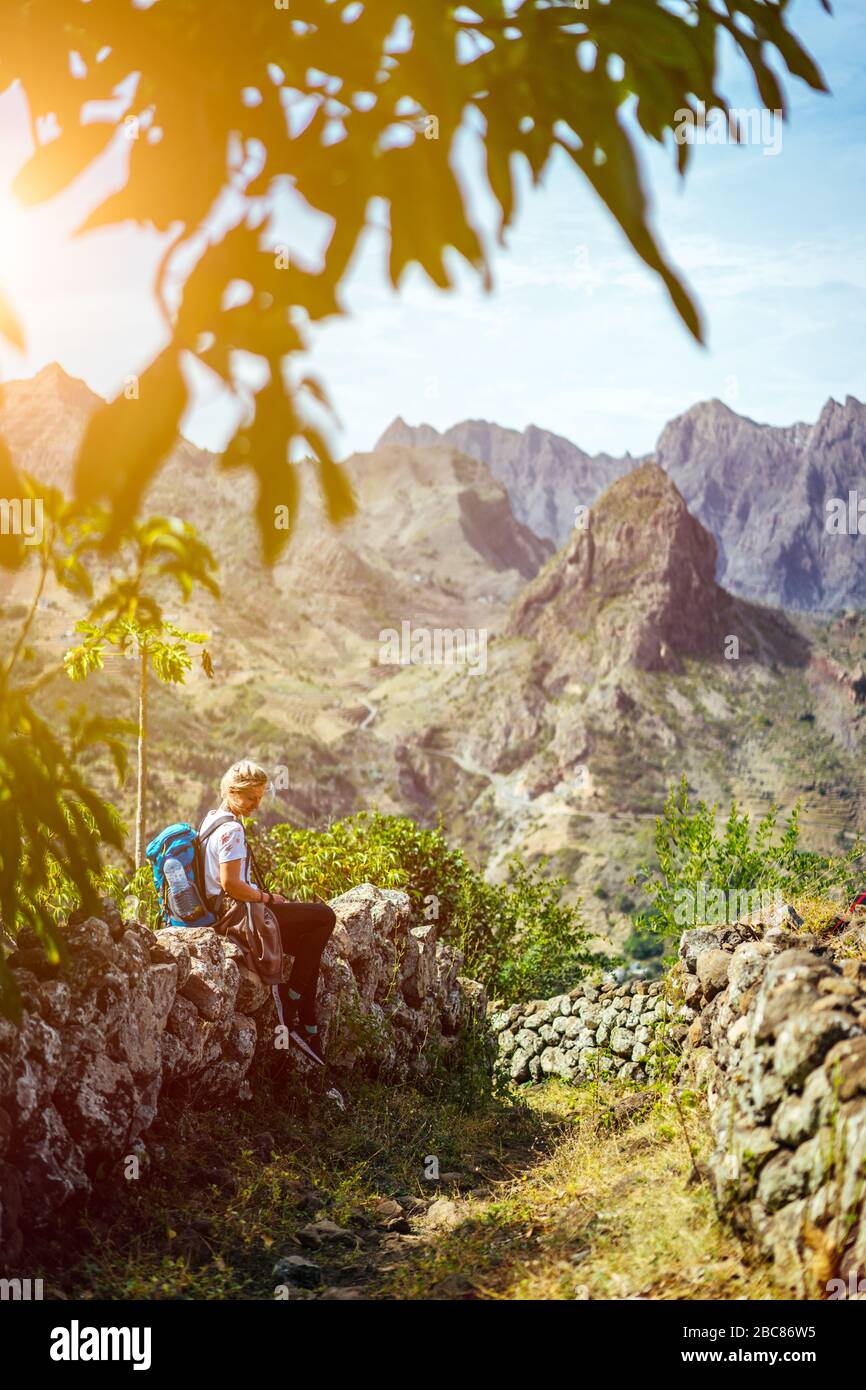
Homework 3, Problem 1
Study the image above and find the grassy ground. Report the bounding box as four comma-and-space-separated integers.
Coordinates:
27, 1069, 782, 1301
373, 1081, 779, 1301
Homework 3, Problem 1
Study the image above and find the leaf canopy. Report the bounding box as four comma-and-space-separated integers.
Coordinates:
0, 0, 830, 555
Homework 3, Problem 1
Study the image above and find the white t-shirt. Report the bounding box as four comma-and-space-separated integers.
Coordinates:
200, 809, 250, 904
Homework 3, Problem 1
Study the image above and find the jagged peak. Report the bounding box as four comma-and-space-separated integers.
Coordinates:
818, 393, 866, 418
507, 458, 725, 673
668, 397, 761, 429
4, 361, 101, 406
374, 415, 441, 449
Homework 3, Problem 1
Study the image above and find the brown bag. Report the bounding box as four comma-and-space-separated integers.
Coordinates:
216, 896, 284, 985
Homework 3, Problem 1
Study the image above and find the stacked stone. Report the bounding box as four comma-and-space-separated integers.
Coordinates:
679, 912, 866, 1296
0, 883, 486, 1264
490, 976, 677, 1084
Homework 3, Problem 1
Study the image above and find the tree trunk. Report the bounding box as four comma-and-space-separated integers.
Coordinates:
134, 647, 148, 867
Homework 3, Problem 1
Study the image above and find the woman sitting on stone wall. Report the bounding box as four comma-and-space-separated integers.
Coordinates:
200, 760, 336, 1065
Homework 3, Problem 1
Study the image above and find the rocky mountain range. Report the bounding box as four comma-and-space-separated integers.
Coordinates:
506, 463, 740, 677
381, 394, 866, 614
4, 366, 866, 954
377, 414, 633, 548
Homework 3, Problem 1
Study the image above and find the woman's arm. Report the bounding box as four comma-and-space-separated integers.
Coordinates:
220, 858, 270, 904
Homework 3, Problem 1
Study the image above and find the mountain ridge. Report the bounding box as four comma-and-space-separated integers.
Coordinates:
378, 392, 866, 612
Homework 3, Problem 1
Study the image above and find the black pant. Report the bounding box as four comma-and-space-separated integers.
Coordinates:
272, 900, 336, 1024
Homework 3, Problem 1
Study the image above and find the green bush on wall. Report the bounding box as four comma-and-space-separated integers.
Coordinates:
630, 775, 866, 939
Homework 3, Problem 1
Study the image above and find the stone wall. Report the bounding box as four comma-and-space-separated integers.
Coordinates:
492, 908, 866, 1294
490, 976, 679, 1085
678, 916, 866, 1296
0, 883, 486, 1264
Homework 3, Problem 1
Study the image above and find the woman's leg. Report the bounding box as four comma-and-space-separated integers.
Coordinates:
272, 900, 336, 1023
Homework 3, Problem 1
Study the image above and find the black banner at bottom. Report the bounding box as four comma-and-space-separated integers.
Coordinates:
0, 1295, 859, 1375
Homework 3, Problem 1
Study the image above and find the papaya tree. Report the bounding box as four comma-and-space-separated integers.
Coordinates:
63, 515, 219, 864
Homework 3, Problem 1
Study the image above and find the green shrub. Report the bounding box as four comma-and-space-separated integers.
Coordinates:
623, 927, 665, 961
251, 812, 600, 1002
631, 775, 865, 937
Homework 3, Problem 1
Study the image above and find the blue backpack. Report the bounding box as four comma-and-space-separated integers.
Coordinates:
146, 814, 236, 929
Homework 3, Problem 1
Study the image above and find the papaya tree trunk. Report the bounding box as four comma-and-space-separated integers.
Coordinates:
134, 646, 148, 867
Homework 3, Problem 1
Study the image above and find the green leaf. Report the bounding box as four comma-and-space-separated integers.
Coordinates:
74, 350, 188, 536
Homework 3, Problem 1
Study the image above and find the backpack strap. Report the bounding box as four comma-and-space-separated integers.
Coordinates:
246, 838, 265, 891
199, 812, 239, 846
198, 812, 267, 897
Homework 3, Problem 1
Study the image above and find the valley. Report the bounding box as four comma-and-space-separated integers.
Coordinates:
3, 367, 866, 958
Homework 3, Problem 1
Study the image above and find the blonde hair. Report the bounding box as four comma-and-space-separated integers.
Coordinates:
220, 760, 269, 806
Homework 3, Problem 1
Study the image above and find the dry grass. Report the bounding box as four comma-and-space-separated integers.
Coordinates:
377, 1080, 782, 1301
24, 1068, 788, 1302
794, 895, 847, 938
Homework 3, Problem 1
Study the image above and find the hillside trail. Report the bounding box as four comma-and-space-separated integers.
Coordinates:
265, 1084, 773, 1302
263, 1079, 562, 1301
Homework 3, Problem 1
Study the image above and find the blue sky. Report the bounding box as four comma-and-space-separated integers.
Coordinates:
0, 0, 863, 461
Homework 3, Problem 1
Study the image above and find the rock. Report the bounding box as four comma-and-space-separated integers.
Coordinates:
682, 974, 703, 1006
679, 929, 728, 973
514, 1028, 543, 1057
610, 1026, 636, 1058
273, 1255, 323, 1289
772, 1069, 831, 1145
181, 958, 225, 1022
726, 942, 770, 1004
235, 966, 269, 1014
774, 1010, 861, 1088
763, 902, 804, 931
299, 1219, 354, 1248
423, 1198, 462, 1232
757, 1133, 831, 1213
818, 976, 859, 1000
509, 1048, 530, 1083
372, 1198, 403, 1220
753, 981, 818, 1043
151, 931, 192, 989
696, 949, 731, 999
824, 1036, 866, 1100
